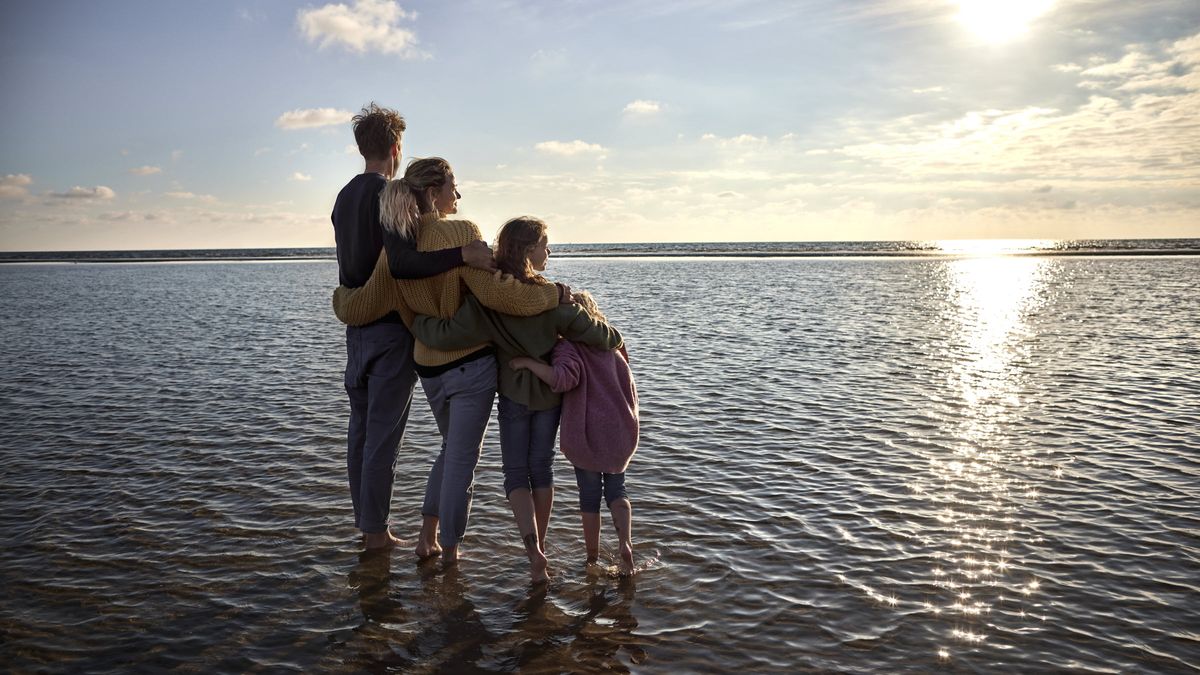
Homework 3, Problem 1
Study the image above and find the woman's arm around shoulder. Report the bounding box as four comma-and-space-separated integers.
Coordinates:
332, 250, 414, 326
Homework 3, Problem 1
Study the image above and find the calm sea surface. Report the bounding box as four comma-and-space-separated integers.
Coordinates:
1, 253, 1198, 673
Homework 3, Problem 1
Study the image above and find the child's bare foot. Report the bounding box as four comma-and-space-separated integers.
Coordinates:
585, 548, 599, 566
363, 529, 401, 550
524, 533, 550, 584
618, 541, 635, 576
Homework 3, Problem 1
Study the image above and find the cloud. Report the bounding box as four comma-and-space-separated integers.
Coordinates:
826, 31, 1200, 185
275, 107, 354, 130
171, 150, 183, 162
99, 211, 163, 221
255, 147, 272, 156
290, 172, 313, 182
49, 186, 116, 200
166, 191, 217, 202
623, 99, 662, 115
129, 165, 162, 176
535, 140, 607, 156
1, 174, 33, 199
296, 0, 426, 57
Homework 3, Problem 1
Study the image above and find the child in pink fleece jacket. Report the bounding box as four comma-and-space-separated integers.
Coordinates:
510, 291, 640, 575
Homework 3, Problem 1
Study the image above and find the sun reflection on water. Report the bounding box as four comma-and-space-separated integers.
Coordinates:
912, 255, 1055, 656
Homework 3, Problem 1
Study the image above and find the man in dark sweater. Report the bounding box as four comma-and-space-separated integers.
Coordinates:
334, 102, 496, 550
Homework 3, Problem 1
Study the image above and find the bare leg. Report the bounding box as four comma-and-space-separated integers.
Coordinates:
509, 488, 550, 583
580, 511, 601, 564
532, 487, 554, 553
416, 515, 442, 560
609, 498, 634, 575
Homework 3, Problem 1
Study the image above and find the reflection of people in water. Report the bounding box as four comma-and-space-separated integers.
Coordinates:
567, 578, 647, 669
350, 551, 404, 626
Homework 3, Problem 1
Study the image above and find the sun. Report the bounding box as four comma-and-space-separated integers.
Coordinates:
956, 0, 1055, 44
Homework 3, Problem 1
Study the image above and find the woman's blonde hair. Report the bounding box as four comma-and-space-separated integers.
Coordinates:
494, 216, 551, 285
572, 291, 606, 322
380, 157, 453, 240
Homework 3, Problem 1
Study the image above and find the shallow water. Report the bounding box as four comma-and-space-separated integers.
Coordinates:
1, 256, 1198, 673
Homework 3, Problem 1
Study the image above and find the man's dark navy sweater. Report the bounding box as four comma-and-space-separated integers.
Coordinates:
332, 173, 463, 322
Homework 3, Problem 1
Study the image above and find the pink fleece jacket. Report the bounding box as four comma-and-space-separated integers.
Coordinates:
550, 340, 639, 474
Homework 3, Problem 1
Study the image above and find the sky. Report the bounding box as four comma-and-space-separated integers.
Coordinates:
1, 0, 1198, 250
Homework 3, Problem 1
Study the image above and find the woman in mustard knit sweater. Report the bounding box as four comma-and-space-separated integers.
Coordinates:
332, 158, 567, 567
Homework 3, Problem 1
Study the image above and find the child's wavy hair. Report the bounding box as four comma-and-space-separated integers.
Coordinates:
572, 291, 606, 322
380, 157, 452, 240
494, 216, 551, 285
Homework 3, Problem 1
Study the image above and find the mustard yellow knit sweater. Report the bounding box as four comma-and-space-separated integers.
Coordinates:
332, 212, 559, 367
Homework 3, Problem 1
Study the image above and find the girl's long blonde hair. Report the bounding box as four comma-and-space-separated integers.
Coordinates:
494, 216, 551, 285
380, 157, 453, 240
572, 290, 606, 322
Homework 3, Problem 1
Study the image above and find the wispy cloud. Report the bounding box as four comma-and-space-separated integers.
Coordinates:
275, 108, 353, 130
290, 172, 313, 182
129, 165, 162, 176
297, 0, 427, 58
166, 191, 217, 202
535, 140, 607, 156
623, 99, 662, 115
0, 174, 33, 199
49, 186, 116, 200
829, 31, 1200, 183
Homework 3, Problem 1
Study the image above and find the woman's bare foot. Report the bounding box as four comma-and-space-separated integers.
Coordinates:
415, 515, 442, 560
415, 541, 442, 560
618, 540, 635, 576
363, 529, 402, 550
440, 544, 459, 568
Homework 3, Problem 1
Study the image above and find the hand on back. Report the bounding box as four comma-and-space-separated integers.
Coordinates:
462, 240, 498, 272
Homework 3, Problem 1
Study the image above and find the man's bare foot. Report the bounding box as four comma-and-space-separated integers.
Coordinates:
363, 529, 401, 550
440, 545, 459, 568
585, 549, 599, 566
618, 541, 635, 576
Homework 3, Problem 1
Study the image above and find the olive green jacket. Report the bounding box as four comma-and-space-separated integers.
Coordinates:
411, 296, 623, 411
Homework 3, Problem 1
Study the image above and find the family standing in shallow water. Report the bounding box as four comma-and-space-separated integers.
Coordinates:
330, 103, 640, 581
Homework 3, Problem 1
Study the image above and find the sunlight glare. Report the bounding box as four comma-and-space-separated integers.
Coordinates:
956, 0, 1054, 43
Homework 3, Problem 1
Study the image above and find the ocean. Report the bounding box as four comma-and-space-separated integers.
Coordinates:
1, 241, 1198, 673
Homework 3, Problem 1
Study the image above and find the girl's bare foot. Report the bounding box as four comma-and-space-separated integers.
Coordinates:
525, 533, 551, 584
618, 540, 635, 576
